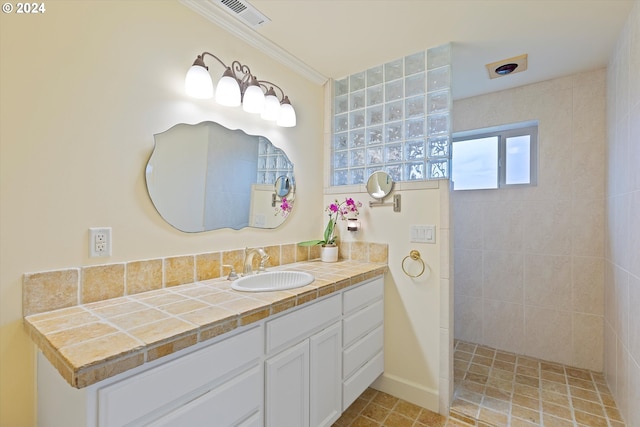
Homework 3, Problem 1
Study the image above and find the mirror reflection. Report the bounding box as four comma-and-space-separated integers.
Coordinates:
367, 171, 394, 199
146, 121, 295, 232
274, 176, 292, 198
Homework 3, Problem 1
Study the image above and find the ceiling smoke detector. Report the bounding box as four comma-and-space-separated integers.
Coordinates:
486, 54, 528, 79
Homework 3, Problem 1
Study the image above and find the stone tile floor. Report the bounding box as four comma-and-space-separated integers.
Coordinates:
332, 387, 451, 427
333, 340, 627, 427
449, 340, 627, 426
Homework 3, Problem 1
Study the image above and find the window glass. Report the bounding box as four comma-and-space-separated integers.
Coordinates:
505, 135, 531, 185
452, 136, 499, 190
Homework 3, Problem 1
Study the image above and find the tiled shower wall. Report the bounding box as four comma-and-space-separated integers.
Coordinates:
452, 68, 607, 372
604, 1, 640, 425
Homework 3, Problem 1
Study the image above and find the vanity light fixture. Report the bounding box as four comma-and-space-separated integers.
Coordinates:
185, 52, 297, 127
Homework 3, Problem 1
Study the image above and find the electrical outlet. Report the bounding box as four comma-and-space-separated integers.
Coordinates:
89, 227, 112, 257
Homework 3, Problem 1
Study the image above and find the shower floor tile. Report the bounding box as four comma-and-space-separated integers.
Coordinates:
450, 340, 627, 426
333, 340, 626, 426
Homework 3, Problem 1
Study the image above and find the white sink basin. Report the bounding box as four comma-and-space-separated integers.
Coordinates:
231, 271, 315, 292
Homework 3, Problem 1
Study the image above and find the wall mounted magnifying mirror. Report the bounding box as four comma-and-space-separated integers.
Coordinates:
272, 175, 294, 208
366, 171, 401, 212
145, 121, 295, 232
274, 175, 292, 198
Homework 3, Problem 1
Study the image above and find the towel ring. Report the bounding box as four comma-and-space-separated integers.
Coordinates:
402, 250, 426, 278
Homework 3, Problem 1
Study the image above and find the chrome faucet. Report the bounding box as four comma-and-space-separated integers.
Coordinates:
243, 247, 269, 275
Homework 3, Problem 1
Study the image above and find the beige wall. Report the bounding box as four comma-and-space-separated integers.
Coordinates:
452, 68, 607, 371
604, 0, 640, 425
0, 1, 452, 424
324, 185, 450, 412
0, 2, 324, 425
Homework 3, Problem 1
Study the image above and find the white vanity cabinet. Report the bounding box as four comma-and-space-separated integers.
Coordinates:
265, 294, 342, 427
38, 325, 264, 427
36, 274, 385, 427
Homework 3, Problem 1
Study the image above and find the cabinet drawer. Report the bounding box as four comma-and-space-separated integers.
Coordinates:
342, 351, 384, 410
343, 325, 383, 379
343, 299, 383, 348
343, 277, 383, 315
98, 326, 262, 427
148, 365, 262, 427
266, 294, 341, 354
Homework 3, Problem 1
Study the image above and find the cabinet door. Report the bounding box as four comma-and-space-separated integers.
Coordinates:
309, 322, 342, 427
265, 340, 310, 427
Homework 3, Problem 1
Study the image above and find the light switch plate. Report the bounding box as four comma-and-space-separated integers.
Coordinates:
410, 225, 436, 243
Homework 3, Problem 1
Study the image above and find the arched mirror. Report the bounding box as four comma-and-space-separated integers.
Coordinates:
366, 171, 394, 199
145, 121, 295, 232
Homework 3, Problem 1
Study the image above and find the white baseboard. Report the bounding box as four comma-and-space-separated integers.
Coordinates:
370, 373, 440, 414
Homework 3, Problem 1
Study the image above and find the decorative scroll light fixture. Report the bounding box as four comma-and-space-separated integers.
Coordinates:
185, 52, 296, 127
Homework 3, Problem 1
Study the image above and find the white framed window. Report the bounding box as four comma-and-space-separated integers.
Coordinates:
451, 122, 538, 191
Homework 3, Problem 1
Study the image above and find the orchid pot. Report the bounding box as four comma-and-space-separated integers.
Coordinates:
320, 244, 339, 263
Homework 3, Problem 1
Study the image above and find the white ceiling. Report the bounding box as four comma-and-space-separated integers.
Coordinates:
186, 0, 634, 100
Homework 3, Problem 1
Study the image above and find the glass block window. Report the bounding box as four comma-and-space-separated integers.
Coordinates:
257, 137, 294, 185
331, 44, 451, 186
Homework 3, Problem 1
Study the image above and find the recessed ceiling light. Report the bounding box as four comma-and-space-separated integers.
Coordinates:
495, 63, 518, 75
486, 54, 528, 79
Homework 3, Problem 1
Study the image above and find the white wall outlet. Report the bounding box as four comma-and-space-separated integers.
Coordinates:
89, 227, 112, 257
410, 225, 436, 243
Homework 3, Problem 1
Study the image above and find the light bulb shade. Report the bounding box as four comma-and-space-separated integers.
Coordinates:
242, 83, 265, 114
261, 93, 281, 121
185, 64, 213, 99
277, 98, 296, 127
215, 71, 241, 107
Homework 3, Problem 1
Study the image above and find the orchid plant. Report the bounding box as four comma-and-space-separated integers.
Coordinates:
275, 197, 292, 217
299, 197, 362, 247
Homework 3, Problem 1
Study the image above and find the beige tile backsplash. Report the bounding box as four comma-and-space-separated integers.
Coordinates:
195, 252, 221, 281
82, 264, 125, 304
23, 269, 80, 317
163, 255, 194, 287
23, 241, 388, 316
126, 259, 163, 295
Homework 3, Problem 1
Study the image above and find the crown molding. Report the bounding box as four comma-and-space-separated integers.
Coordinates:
179, 0, 328, 86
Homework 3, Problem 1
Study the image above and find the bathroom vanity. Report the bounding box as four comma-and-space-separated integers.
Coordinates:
29, 262, 385, 427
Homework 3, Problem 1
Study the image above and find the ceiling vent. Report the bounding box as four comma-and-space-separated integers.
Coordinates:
216, 0, 270, 28
486, 54, 528, 79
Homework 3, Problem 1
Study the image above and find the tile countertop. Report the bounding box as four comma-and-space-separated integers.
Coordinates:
24, 260, 387, 389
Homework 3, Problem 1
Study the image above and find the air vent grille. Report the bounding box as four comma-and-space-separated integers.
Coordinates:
216, 0, 270, 28
221, 0, 246, 14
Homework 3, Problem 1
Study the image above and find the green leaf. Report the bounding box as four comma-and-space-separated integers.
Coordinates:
298, 240, 324, 247
323, 220, 335, 244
